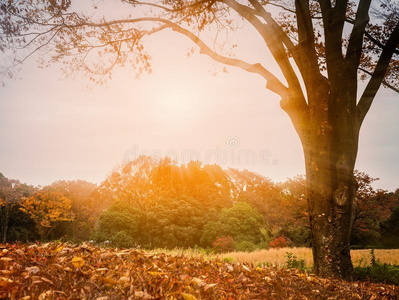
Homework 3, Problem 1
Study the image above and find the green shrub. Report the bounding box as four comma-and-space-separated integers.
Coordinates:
285, 252, 307, 272
354, 250, 399, 285
235, 241, 257, 252
222, 257, 236, 263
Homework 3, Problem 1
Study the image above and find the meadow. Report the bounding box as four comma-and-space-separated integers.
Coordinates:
153, 247, 399, 268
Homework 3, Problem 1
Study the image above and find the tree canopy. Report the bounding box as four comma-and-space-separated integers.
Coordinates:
1, 0, 398, 96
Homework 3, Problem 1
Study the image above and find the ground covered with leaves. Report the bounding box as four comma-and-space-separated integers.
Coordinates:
0, 243, 398, 299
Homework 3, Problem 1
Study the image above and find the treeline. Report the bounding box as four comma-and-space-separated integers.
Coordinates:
1, 156, 399, 251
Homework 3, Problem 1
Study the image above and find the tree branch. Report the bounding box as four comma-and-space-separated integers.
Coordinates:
359, 67, 399, 93
295, 0, 322, 93
74, 16, 289, 96
345, 0, 371, 73
125, 0, 213, 13
249, 0, 322, 92
221, 0, 304, 99
357, 21, 399, 125
318, 0, 347, 81
166, 22, 289, 97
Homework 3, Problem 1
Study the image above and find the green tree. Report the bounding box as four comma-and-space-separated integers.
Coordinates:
201, 202, 264, 248
96, 196, 207, 248
145, 196, 207, 248
380, 204, 399, 248
352, 171, 399, 245
1, 0, 398, 278
95, 200, 142, 247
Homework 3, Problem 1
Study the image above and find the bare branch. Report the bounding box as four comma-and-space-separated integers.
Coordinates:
124, 0, 213, 13
318, 0, 347, 81
168, 21, 289, 97
295, 0, 322, 93
357, 21, 399, 125
346, 0, 372, 71
70, 16, 288, 96
250, 0, 322, 90
221, 0, 304, 97
359, 67, 399, 93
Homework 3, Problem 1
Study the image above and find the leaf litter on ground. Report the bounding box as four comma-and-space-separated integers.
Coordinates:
0, 242, 398, 299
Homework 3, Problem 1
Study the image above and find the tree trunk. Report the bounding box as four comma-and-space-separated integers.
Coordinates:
304, 148, 357, 279
288, 79, 359, 279
0, 204, 10, 243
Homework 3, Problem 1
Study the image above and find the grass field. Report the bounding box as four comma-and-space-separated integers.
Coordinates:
152, 247, 399, 268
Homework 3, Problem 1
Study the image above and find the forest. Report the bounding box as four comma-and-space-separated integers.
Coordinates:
1, 156, 398, 252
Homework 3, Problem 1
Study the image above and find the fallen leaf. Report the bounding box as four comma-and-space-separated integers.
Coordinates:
204, 283, 218, 291
15, 249, 25, 256
71, 256, 84, 268
25, 266, 40, 275
181, 292, 198, 300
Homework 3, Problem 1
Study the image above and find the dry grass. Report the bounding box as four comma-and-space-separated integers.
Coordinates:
223, 248, 399, 267
351, 249, 399, 266
153, 247, 399, 268
221, 247, 312, 267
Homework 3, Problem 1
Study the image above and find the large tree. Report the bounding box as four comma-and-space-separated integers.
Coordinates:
1, 0, 398, 278
0, 173, 36, 242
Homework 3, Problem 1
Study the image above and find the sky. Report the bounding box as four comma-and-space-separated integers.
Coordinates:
0, 1, 398, 191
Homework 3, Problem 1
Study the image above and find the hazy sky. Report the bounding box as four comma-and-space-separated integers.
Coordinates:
0, 2, 398, 191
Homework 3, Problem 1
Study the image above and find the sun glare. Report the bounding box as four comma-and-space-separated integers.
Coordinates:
150, 75, 205, 124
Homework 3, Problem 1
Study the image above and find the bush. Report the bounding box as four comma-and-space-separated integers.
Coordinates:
354, 249, 399, 285
269, 236, 287, 248
222, 257, 236, 263
212, 236, 235, 253
285, 252, 307, 272
235, 241, 257, 252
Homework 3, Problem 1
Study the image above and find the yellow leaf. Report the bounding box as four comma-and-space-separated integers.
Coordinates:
147, 271, 167, 277
71, 256, 84, 268
181, 292, 198, 300
54, 246, 64, 253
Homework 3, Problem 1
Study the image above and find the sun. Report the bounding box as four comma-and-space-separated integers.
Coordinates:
150, 73, 206, 125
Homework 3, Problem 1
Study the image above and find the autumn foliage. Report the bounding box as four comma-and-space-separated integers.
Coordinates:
212, 236, 235, 253
269, 237, 288, 249
1, 242, 398, 299
20, 191, 74, 240
1, 157, 399, 252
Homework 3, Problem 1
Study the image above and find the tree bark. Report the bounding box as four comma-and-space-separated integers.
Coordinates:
1, 204, 10, 243
286, 78, 359, 279
304, 148, 357, 279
